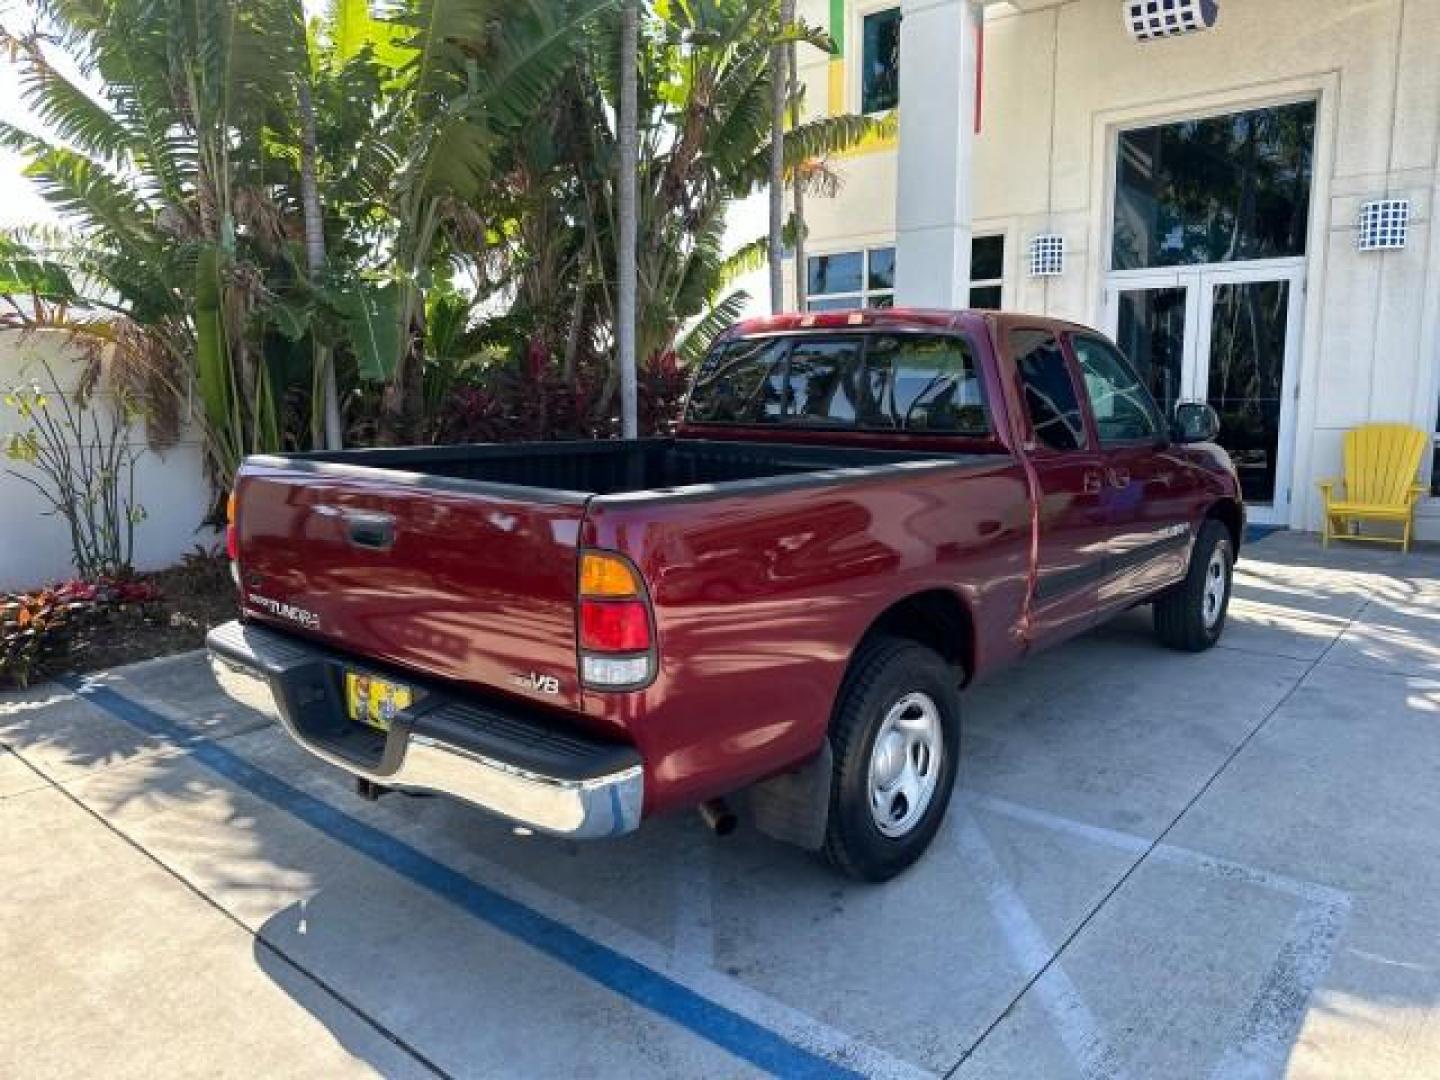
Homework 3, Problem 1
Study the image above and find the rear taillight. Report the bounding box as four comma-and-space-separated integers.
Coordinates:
580, 600, 651, 652
578, 551, 654, 690
225, 490, 239, 586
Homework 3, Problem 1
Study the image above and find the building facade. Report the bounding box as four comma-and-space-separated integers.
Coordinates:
788, 0, 1440, 535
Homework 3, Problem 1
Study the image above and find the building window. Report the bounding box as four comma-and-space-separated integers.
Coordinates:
807, 248, 895, 310
1112, 101, 1317, 271
807, 240, 1005, 310
970, 235, 1005, 309
861, 8, 901, 114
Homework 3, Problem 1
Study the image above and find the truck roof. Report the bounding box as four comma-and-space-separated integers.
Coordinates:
723, 307, 1096, 341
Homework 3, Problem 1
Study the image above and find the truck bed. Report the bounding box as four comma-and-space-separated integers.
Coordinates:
279, 438, 969, 499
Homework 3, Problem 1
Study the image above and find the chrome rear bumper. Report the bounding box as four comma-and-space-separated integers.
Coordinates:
206, 621, 643, 839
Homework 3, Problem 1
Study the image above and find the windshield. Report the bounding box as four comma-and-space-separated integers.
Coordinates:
686, 333, 988, 435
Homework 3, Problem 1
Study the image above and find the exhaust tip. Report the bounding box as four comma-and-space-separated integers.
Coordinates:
699, 798, 738, 837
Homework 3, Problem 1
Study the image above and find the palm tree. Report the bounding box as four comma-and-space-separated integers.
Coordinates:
788, 22, 807, 311
767, 0, 789, 313
616, 0, 638, 438
541, 0, 882, 399
2, 0, 877, 464
293, 24, 342, 451
317, 0, 616, 442
0, 0, 303, 491
1, 0, 614, 464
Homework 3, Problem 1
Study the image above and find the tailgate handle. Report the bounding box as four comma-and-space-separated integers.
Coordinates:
344, 511, 395, 551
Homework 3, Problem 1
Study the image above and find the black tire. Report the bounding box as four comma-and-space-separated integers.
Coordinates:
1153, 520, 1233, 652
822, 636, 961, 882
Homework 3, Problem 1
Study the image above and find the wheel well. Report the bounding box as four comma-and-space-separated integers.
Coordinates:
860, 589, 974, 681
1207, 498, 1243, 554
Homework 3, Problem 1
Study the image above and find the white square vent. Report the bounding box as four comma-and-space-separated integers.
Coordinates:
1028, 234, 1066, 278
1123, 0, 1220, 42
1357, 199, 1410, 252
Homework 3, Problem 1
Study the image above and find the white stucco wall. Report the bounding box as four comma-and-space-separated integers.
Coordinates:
0, 331, 215, 589
793, 0, 1440, 538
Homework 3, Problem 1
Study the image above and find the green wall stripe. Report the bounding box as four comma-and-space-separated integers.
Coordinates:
830, 0, 845, 55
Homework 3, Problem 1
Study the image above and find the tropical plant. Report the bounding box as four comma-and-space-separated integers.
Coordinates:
0, 0, 885, 488
0, 0, 310, 493
3, 359, 147, 579
0, 577, 159, 688
501, 0, 887, 423
1, 584, 93, 688
302, 0, 619, 442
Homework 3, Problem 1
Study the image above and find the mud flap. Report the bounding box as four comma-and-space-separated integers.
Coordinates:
744, 739, 833, 851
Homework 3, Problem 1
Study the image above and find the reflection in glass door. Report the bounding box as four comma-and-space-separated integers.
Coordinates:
1203, 280, 1291, 506
1196, 269, 1303, 516
1114, 286, 1190, 418
1106, 263, 1304, 524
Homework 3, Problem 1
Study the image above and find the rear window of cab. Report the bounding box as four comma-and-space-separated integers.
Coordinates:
686, 333, 989, 435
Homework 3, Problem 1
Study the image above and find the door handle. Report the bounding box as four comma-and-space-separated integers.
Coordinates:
1109, 467, 1131, 489
1083, 469, 1104, 494
344, 511, 395, 551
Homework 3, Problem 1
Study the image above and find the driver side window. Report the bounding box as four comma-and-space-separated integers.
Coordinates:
1071, 336, 1163, 445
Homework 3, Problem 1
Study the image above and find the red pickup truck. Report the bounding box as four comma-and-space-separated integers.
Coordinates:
208, 309, 1242, 880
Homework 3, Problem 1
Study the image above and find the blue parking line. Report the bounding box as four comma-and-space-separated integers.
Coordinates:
61, 678, 860, 1080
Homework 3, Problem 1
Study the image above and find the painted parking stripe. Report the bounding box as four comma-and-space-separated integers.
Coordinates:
62, 678, 863, 1080
955, 814, 1125, 1080
1209, 899, 1349, 1080
964, 792, 1353, 1079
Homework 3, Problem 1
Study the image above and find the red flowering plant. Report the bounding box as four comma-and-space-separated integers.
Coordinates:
431, 347, 689, 446
1, 576, 161, 688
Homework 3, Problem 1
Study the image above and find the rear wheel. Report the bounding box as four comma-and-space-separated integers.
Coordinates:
1153, 520, 1233, 651
822, 636, 960, 882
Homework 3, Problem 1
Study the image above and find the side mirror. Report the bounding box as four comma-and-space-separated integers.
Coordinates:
1172, 401, 1221, 444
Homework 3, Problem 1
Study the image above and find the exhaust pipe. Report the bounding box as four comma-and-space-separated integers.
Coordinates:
698, 798, 738, 837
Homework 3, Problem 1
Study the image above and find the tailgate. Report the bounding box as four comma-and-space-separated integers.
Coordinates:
233, 461, 588, 712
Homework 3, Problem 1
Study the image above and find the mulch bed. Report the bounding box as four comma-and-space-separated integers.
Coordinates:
52, 555, 239, 681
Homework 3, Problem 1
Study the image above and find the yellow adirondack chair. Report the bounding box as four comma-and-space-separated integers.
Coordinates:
1317, 424, 1429, 551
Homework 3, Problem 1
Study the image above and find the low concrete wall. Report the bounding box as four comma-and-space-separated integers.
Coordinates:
0, 330, 215, 589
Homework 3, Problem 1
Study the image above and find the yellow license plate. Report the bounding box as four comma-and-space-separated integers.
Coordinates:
345, 672, 413, 731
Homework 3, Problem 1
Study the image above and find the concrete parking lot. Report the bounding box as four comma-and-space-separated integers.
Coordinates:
2, 530, 1438, 1079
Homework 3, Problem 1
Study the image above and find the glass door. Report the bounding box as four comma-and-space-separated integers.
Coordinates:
1105, 263, 1304, 525
1106, 274, 1198, 421
1194, 265, 1305, 522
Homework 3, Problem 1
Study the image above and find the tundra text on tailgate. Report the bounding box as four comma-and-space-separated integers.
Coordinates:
208, 309, 1243, 880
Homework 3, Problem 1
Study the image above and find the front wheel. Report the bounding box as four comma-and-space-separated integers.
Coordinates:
1153, 520, 1233, 652
822, 636, 960, 882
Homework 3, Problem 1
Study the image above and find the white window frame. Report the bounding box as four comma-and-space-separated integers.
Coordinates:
806, 246, 896, 311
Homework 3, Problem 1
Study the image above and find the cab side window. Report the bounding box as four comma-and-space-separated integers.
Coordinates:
686, 338, 788, 424
867, 334, 988, 434
1071, 336, 1164, 445
1012, 330, 1087, 452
